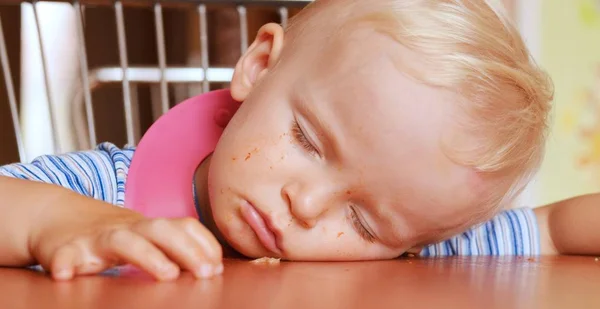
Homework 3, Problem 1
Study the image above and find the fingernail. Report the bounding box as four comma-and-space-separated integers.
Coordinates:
53, 268, 72, 280
196, 264, 213, 278
214, 264, 224, 275
160, 264, 178, 276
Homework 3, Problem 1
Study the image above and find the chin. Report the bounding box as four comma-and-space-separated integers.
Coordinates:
224, 236, 266, 259
236, 248, 263, 259
212, 212, 261, 258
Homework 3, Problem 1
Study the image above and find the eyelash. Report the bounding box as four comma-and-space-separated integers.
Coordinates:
350, 206, 375, 243
292, 120, 319, 155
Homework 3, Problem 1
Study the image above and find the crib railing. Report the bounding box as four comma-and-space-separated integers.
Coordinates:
0, 0, 311, 163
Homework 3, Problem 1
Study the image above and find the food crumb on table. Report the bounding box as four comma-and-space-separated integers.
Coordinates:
250, 257, 281, 265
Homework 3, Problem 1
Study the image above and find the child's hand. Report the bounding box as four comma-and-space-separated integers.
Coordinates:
31, 209, 223, 281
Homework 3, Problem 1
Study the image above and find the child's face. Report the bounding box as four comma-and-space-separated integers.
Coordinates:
208, 24, 482, 260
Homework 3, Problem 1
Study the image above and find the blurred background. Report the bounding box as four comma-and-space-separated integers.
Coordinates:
534, 0, 600, 206
0, 0, 598, 208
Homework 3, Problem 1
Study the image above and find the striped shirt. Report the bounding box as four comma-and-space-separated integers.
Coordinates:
0, 142, 540, 257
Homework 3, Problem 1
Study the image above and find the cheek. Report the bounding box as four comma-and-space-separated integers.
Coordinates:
219, 105, 293, 158
209, 116, 297, 192
227, 134, 293, 175
284, 218, 385, 260
233, 124, 301, 169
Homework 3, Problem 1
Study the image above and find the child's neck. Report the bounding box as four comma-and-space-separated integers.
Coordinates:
193, 155, 240, 258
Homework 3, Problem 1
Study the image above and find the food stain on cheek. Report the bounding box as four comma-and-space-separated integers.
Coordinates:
337, 232, 344, 238
245, 147, 260, 161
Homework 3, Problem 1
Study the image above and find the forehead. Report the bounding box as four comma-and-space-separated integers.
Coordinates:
288, 29, 482, 244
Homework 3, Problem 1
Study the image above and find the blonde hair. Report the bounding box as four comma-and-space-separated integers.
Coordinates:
288, 0, 554, 216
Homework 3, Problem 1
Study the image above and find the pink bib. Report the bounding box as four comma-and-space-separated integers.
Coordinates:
124, 89, 240, 219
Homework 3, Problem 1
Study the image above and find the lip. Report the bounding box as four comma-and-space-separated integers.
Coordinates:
239, 201, 283, 255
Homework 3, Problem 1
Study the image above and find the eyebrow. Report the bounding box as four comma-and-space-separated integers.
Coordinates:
377, 210, 406, 248
357, 196, 394, 245
377, 204, 418, 249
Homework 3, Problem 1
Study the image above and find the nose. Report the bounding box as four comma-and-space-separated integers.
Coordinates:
282, 180, 337, 228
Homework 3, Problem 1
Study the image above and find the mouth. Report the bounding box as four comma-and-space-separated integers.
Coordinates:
239, 201, 283, 256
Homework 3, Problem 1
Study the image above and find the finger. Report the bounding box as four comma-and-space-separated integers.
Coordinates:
49, 244, 78, 281
50, 242, 119, 279
142, 218, 223, 264
74, 256, 115, 276
132, 218, 223, 279
133, 218, 223, 278
99, 228, 180, 281
177, 217, 223, 262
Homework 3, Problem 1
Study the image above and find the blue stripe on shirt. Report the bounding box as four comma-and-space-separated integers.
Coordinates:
421, 208, 540, 257
0, 142, 133, 207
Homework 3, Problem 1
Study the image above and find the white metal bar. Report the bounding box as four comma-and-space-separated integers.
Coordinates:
91, 67, 234, 83
0, 14, 26, 162
114, 1, 135, 146
129, 83, 141, 143
32, 0, 60, 154
154, 3, 169, 114
73, 0, 97, 147
198, 4, 209, 93
237, 5, 248, 54
278, 6, 288, 28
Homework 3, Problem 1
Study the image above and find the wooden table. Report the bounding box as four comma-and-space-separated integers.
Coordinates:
1, 256, 599, 309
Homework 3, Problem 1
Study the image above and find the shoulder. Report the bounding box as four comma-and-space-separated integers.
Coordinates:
94, 142, 136, 160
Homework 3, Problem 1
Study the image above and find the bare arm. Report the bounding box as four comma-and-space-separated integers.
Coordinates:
535, 193, 600, 255
0, 175, 142, 267
0, 174, 222, 280
0, 146, 222, 280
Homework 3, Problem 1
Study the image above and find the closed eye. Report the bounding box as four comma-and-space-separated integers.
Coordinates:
350, 205, 375, 243
292, 120, 319, 156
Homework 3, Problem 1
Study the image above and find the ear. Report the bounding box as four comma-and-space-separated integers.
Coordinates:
230, 23, 284, 102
